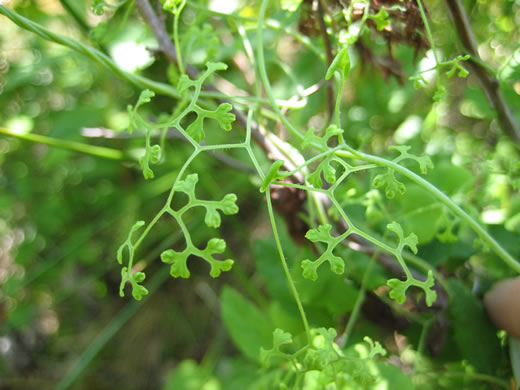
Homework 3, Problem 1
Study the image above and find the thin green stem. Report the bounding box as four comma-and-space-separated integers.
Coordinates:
416, 0, 441, 85
417, 316, 435, 355
265, 190, 311, 343
187, 3, 325, 61
257, 0, 304, 142
334, 71, 345, 129
0, 5, 179, 98
0, 127, 124, 160
173, 0, 187, 75
338, 149, 520, 273
244, 108, 266, 180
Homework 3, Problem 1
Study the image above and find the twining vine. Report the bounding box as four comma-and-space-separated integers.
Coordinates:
2, 0, 519, 388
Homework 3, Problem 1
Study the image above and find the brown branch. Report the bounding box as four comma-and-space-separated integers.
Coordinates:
445, 0, 520, 143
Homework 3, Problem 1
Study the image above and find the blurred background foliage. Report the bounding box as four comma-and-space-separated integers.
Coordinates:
0, 0, 520, 389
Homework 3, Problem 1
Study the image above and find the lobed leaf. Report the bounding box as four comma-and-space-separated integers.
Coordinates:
174, 173, 198, 200
302, 125, 343, 150
390, 145, 433, 174
202, 194, 239, 228
135, 89, 155, 109
161, 249, 191, 278
387, 271, 436, 307
260, 328, 293, 367
201, 238, 234, 278
364, 336, 387, 358
370, 7, 390, 31
387, 221, 418, 254
212, 103, 235, 131
139, 143, 161, 180
185, 114, 205, 142
308, 156, 337, 188
373, 169, 406, 198
301, 225, 346, 279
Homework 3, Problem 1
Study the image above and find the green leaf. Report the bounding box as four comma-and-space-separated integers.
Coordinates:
308, 155, 337, 188
120, 267, 149, 300
260, 328, 293, 367
373, 169, 406, 198
220, 193, 239, 214
201, 193, 239, 228
390, 145, 433, 174
161, 249, 191, 278
306, 224, 334, 243
302, 125, 343, 150
260, 160, 289, 192
326, 47, 350, 80
301, 259, 320, 281
185, 114, 205, 142
131, 283, 149, 300
221, 287, 273, 362
387, 221, 418, 254
200, 238, 234, 277
387, 278, 408, 304
212, 103, 235, 131
370, 7, 390, 31
387, 271, 437, 306
204, 207, 221, 228
174, 173, 198, 200
301, 225, 346, 280
364, 336, 387, 358
135, 89, 155, 109
139, 142, 161, 179
303, 328, 340, 369
449, 279, 502, 373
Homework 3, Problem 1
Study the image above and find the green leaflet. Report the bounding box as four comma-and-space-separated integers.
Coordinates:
301, 224, 348, 281
260, 160, 290, 192
385, 222, 437, 306
158, 173, 238, 278
177, 62, 236, 142
302, 126, 344, 188
325, 47, 350, 81
117, 221, 149, 300
373, 145, 433, 198
127, 90, 163, 179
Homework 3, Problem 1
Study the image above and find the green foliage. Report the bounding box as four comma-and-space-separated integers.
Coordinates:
221, 287, 273, 363
1, 1, 519, 389
301, 224, 347, 280
449, 279, 502, 374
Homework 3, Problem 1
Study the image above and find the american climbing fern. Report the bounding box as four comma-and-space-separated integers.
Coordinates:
118, 62, 240, 299
1, 0, 519, 388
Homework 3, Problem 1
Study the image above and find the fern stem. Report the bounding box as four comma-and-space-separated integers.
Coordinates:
0, 127, 124, 160
266, 191, 311, 343
257, 0, 304, 142
342, 149, 520, 274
